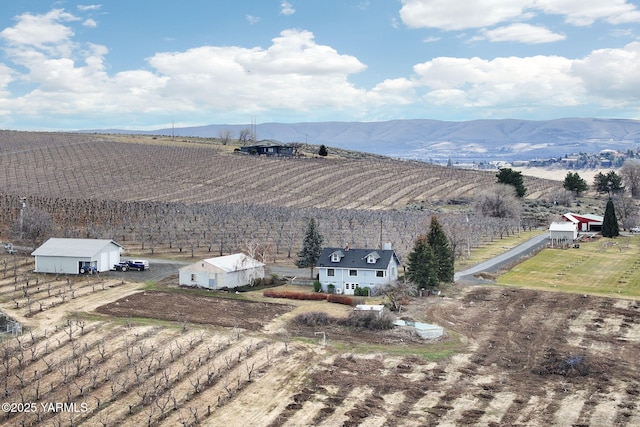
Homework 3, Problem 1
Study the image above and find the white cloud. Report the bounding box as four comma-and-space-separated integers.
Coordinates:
146, 29, 367, 114
246, 15, 261, 25
572, 42, 640, 104
77, 5, 102, 12
280, 1, 296, 16
405, 55, 583, 109
399, 0, 531, 30
475, 23, 566, 44
83, 18, 98, 28
399, 0, 640, 30
0, 9, 79, 54
535, 0, 640, 26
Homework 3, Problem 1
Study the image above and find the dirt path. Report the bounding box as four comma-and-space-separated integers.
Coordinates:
7, 280, 144, 331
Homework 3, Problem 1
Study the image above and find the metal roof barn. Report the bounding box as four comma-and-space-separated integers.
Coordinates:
179, 253, 265, 289
31, 238, 124, 275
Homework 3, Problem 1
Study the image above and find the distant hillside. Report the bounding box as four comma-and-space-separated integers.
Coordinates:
96, 118, 640, 163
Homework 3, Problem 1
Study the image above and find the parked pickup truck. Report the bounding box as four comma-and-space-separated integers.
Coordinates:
112, 262, 129, 272
125, 259, 149, 271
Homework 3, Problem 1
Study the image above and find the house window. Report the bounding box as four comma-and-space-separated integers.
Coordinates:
367, 256, 375, 263
327, 269, 335, 277
349, 270, 357, 276
331, 254, 340, 262
191, 273, 196, 281
376, 270, 385, 278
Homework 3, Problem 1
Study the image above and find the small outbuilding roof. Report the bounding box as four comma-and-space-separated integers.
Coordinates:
31, 238, 123, 258
563, 212, 603, 224
549, 222, 578, 232
180, 253, 265, 273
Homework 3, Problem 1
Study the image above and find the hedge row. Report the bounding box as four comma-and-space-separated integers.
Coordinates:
262, 290, 328, 301
262, 290, 354, 306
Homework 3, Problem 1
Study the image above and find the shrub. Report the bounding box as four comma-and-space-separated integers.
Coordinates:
293, 311, 334, 326
313, 280, 322, 293
326, 294, 354, 306
262, 290, 326, 301
339, 312, 394, 330
354, 287, 370, 297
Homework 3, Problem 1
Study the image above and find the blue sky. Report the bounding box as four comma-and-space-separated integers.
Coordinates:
1, 0, 640, 130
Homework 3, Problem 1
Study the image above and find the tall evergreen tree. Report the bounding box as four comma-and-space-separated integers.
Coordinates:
427, 216, 454, 283
405, 235, 439, 290
594, 171, 624, 196
563, 172, 588, 196
318, 144, 328, 157
496, 168, 527, 198
295, 218, 324, 278
602, 199, 620, 238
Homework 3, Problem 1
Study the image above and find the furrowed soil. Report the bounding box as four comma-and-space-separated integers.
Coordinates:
91, 284, 640, 427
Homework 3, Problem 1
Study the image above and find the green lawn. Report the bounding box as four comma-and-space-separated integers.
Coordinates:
497, 235, 640, 298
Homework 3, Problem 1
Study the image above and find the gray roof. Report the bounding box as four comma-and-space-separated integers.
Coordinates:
316, 247, 399, 270
31, 238, 123, 258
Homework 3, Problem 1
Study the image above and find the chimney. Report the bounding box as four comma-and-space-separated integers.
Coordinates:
344, 243, 349, 251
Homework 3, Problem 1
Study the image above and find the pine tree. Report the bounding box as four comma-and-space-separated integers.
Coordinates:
594, 171, 624, 196
318, 145, 328, 157
427, 216, 454, 283
563, 172, 588, 196
295, 218, 324, 278
602, 199, 620, 238
405, 235, 438, 290
496, 168, 527, 197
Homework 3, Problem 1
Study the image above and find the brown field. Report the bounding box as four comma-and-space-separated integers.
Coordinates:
0, 254, 638, 426
0, 131, 561, 210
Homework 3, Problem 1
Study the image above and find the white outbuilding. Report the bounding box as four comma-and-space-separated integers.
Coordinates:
179, 253, 265, 289
549, 222, 578, 247
31, 238, 124, 274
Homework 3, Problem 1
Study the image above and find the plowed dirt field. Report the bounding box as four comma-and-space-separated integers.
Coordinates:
94, 285, 640, 427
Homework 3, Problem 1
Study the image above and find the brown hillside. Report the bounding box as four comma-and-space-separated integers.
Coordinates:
0, 131, 560, 210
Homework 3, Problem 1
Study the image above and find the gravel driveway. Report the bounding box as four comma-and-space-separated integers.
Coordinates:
101, 258, 189, 283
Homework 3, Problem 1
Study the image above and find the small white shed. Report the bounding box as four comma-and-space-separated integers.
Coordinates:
549, 222, 578, 247
179, 253, 265, 290
31, 238, 124, 274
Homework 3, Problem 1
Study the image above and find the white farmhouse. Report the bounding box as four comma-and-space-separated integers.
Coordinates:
31, 238, 124, 274
315, 246, 400, 295
179, 253, 265, 290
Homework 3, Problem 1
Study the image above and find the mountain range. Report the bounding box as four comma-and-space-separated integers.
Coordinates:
95, 117, 640, 163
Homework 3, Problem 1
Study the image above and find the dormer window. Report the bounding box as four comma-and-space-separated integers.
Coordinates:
366, 251, 380, 264
330, 250, 344, 263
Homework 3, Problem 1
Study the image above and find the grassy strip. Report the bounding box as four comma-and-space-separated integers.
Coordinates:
455, 230, 544, 272
327, 331, 465, 361
497, 235, 640, 298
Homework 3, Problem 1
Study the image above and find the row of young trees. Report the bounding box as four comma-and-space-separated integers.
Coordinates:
562, 161, 640, 198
